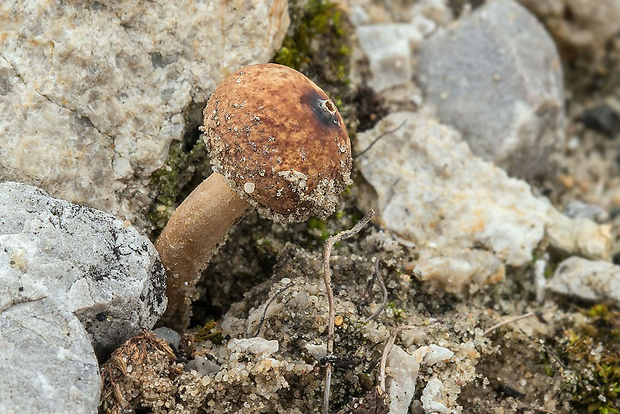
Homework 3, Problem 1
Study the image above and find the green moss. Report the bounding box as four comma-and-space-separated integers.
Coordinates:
308, 217, 330, 241
272, 0, 356, 135
274, 0, 350, 81
148, 141, 186, 231
148, 139, 208, 237
556, 303, 620, 413
194, 320, 224, 344
387, 302, 406, 319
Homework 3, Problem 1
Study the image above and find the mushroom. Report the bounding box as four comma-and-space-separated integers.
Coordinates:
156, 63, 352, 330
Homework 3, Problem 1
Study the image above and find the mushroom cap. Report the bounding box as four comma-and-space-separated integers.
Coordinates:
203, 63, 352, 222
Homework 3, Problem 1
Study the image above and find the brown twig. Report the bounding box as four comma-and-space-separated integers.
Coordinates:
363, 260, 388, 323
356, 119, 408, 158
253, 282, 295, 337
379, 325, 417, 392
483, 312, 535, 336
322, 210, 374, 414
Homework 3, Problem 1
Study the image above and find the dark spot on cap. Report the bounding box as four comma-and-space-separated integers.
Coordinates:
96, 313, 107, 321
301, 89, 340, 130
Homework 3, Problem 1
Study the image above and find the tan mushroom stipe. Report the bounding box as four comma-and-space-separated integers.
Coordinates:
156, 63, 352, 331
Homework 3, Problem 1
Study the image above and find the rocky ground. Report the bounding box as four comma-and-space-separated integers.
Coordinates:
1, 0, 620, 413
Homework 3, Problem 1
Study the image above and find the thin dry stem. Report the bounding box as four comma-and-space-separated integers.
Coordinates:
483, 312, 535, 336
379, 325, 418, 392
363, 260, 388, 323
253, 283, 295, 337
356, 119, 408, 158
322, 210, 374, 414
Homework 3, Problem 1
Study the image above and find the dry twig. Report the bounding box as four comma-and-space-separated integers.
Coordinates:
363, 260, 388, 323
322, 210, 374, 414
378, 325, 417, 392
356, 120, 408, 158
483, 312, 535, 336
253, 282, 296, 337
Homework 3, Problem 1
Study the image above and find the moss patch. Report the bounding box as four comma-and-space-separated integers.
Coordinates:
147, 138, 209, 238
557, 303, 620, 413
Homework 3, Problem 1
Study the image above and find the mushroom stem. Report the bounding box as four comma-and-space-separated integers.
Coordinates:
156, 172, 251, 330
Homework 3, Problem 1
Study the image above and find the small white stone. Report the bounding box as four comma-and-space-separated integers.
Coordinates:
387, 345, 420, 414
227, 337, 279, 358
304, 343, 327, 361
185, 355, 221, 375
423, 344, 454, 365
244, 182, 255, 194
421, 378, 449, 413
547, 257, 620, 306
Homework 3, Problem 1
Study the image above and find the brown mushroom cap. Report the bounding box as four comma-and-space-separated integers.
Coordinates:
203, 63, 352, 222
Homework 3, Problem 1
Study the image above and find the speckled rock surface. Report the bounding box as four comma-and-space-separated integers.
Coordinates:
356, 111, 548, 292
0, 181, 166, 358
547, 257, 620, 305
0, 0, 289, 226
0, 293, 100, 414
416, 0, 565, 178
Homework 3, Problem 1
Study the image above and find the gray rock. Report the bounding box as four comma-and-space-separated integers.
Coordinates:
185, 355, 222, 375
547, 257, 620, 305
153, 326, 182, 350
416, 0, 564, 178
0, 0, 289, 226
0, 292, 100, 413
563, 200, 609, 222
0, 182, 166, 358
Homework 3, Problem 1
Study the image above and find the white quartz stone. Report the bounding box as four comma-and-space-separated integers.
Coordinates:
386, 345, 420, 414
0, 0, 289, 225
357, 112, 548, 292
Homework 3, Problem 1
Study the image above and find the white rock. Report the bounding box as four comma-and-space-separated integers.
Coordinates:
304, 343, 328, 361
534, 256, 548, 303
386, 345, 420, 414
0, 0, 289, 225
423, 344, 454, 365
413, 250, 504, 294
421, 378, 449, 413
356, 112, 548, 292
228, 337, 279, 358
186, 355, 222, 375
545, 200, 611, 260
356, 24, 423, 92
547, 257, 620, 306
0, 182, 166, 358
0, 292, 100, 413
416, 0, 565, 178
